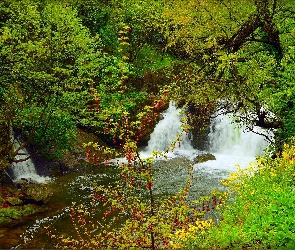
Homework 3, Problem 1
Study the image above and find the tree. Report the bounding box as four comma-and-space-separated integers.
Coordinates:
153, 0, 295, 146
0, 0, 106, 171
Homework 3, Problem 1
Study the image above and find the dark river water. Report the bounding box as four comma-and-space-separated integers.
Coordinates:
0, 157, 226, 249
1, 104, 271, 249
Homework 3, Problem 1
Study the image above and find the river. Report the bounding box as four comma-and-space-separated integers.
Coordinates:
1, 103, 271, 249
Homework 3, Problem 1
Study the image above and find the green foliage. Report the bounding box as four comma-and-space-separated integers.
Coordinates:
134, 44, 174, 75
0, 208, 21, 223
158, 0, 254, 56
99, 23, 118, 53
0, 204, 37, 224
78, 23, 151, 135
75, 0, 111, 35
19, 106, 77, 158
272, 46, 295, 143
184, 139, 295, 249
0, 0, 108, 162
111, 0, 165, 48
73, 0, 118, 53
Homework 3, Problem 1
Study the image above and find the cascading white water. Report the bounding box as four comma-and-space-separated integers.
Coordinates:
12, 148, 50, 184
116, 102, 272, 173
11, 139, 50, 183
143, 102, 194, 157
141, 102, 272, 174
209, 113, 270, 157
196, 112, 272, 173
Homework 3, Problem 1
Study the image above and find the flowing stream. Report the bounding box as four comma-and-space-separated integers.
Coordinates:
1, 103, 272, 249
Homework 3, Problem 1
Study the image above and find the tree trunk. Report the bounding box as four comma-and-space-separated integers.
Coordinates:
219, 1, 282, 57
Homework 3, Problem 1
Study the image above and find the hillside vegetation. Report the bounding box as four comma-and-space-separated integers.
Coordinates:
1, 0, 295, 248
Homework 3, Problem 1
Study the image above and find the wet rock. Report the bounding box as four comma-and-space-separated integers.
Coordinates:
194, 153, 216, 163
0, 172, 15, 188
20, 184, 53, 205
7, 197, 23, 206
31, 128, 109, 175
16, 178, 29, 189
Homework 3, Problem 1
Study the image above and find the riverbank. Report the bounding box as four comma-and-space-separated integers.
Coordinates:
0, 128, 110, 246
0, 107, 273, 249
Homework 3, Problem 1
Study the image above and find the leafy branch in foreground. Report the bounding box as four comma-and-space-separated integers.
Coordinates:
47, 101, 226, 249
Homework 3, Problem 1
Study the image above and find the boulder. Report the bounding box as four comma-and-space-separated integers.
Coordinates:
194, 153, 216, 163
20, 183, 53, 205
6, 197, 23, 206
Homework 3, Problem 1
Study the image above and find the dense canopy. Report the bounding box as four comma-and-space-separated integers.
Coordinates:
1, 0, 295, 249
1, 0, 294, 167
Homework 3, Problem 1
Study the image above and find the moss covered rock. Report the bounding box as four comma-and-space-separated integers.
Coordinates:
194, 153, 216, 163
21, 184, 53, 204
6, 197, 23, 206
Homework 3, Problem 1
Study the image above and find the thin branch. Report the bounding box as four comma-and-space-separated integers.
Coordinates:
272, 0, 278, 18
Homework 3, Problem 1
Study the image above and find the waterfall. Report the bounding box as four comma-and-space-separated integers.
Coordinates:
11, 136, 50, 184
209, 113, 270, 157
144, 102, 193, 154
196, 112, 272, 173
139, 102, 271, 173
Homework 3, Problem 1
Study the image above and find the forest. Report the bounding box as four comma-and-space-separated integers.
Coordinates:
1, 0, 295, 249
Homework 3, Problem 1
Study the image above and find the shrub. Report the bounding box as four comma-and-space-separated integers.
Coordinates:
186, 139, 295, 249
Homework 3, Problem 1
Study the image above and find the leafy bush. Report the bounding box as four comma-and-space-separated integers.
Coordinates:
0, 205, 37, 224
0, 208, 21, 223
18, 106, 76, 158
134, 44, 174, 75
273, 46, 295, 145
183, 139, 295, 249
